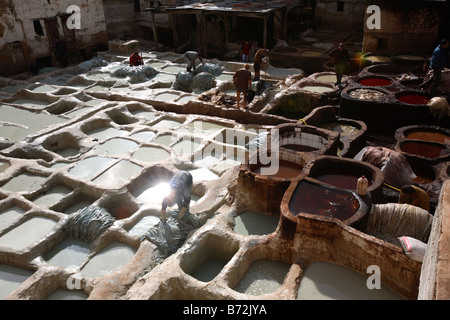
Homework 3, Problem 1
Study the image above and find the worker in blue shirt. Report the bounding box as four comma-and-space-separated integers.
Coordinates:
420, 39, 449, 93
161, 171, 193, 220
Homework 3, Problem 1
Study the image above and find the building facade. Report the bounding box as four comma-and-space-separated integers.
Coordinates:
0, 0, 108, 76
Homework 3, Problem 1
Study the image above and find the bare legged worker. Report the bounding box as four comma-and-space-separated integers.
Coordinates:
233, 64, 252, 109
253, 48, 269, 81
184, 51, 203, 73
161, 170, 193, 220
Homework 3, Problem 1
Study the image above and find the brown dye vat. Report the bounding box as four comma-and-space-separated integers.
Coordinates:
400, 141, 448, 159
282, 144, 318, 153
405, 131, 450, 145
312, 170, 373, 190
253, 160, 303, 179
289, 180, 360, 221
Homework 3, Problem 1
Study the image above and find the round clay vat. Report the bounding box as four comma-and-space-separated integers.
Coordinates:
304, 155, 384, 199
395, 139, 450, 164
361, 53, 392, 65
357, 75, 394, 88
269, 124, 340, 156
364, 64, 404, 76
281, 177, 370, 229
395, 92, 430, 105
395, 125, 450, 145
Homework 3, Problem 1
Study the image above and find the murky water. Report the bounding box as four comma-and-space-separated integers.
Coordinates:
132, 146, 171, 163
0, 206, 26, 231
0, 264, 34, 299
234, 260, 291, 296
68, 156, 116, 180
234, 211, 279, 236
32, 185, 72, 208
44, 238, 90, 268
297, 261, 403, 300
94, 138, 139, 157
92, 160, 142, 188
79, 242, 136, 278
0, 216, 57, 251
46, 289, 88, 300
1, 173, 48, 193
128, 215, 160, 237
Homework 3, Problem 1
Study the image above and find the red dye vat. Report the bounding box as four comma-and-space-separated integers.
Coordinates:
359, 78, 392, 87
254, 160, 303, 179
289, 180, 360, 221
397, 94, 430, 105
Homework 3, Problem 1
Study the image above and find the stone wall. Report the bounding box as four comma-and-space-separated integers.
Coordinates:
315, 0, 366, 31
363, 1, 445, 54
0, 0, 107, 75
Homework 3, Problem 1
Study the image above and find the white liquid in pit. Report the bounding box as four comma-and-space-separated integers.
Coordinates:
234, 211, 279, 236
297, 261, 403, 300
0, 84, 29, 94
0, 206, 26, 231
365, 55, 391, 62
190, 257, 228, 282
86, 127, 129, 142
30, 85, 55, 93
395, 55, 425, 61
10, 99, 50, 110
234, 260, 291, 296
68, 156, 115, 180
155, 93, 180, 101
215, 73, 234, 81
63, 200, 93, 215
0, 264, 34, 300
79, 242, 136, 278
152, 119, 184, 129
65, 107, 90, 118
132, 146, 170, 163
301, 85, 334, 93
316, 74, 337, 83
32, 185, 72, 208
131, 110, 158, 121
85, 73, 110, 81
0, 216, 57, 251
147, 62, 166, 68
176, 95, 196, 104
162, 66, 185, 74
131, 131, 156, 142
92, 160, 142, 189
152, 134, 177, 146
128, 215, 160, 237
0, 161, 10, 173
185, 121, 230, 133
44, 238, 90, 268
1, 173, 47, 193
54, 147, 80, 158
0, 105, 67, 141
84, 99, 105, 107
46, 289, 88, 300
172, 140, 201, 155
94, 138, 138, 157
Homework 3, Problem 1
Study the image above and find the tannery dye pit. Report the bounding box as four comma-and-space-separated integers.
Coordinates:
0, 0, 449, 304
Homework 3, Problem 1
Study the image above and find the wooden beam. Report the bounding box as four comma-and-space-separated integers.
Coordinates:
151, 11, 159, 51
263, 14, 268, 49
171, 14, 179, 52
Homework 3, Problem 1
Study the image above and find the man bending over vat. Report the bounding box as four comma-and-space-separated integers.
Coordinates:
161, 170, 193, 220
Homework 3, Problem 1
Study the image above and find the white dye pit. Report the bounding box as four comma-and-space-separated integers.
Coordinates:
132, 146, 171, 163
94, 138, 139, 157
152, 119, 184, 129
301, 85, 334, 93
68, 156, 116, 180
190, 257, 228, 283
234, 260, 291, 296
32, 185, 72, 208
0, 206, 26, 231
131, 110, 158, 121
130, 131, 156, 142
1, 173, 47, 193
297, 261, 403, 300
0, 216, 57, 251
234, 211, 279, 236
79, 242, 136, 278
128, 215, 160, 237
92, 160, 142, 189
44, 238, 90, 268
86, 127, 129, 142
0, 264, 34, 300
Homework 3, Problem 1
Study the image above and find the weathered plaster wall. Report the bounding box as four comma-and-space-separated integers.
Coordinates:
315, 0, 366, 31
363, 1, 444, 54
102, 0, 147, 40
0, 0, 107, 75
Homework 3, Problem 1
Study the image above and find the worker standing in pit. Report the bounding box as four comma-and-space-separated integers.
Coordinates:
184, 51, 203, 73
161, 170, 193, 220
